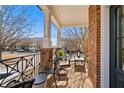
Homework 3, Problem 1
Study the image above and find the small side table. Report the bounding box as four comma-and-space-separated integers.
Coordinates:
75, 57, 85, 70
39, 67, 58, 88
33, 74, 48, 88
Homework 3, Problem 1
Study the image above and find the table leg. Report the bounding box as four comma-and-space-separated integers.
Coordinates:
75, 61, 76, 70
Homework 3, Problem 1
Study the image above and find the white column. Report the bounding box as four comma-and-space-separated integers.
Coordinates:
101, 5, 110, 88
43, 13, 52, 48
57, 28, 61, 48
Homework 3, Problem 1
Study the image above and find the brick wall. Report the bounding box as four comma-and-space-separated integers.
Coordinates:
88, 5, 101, 88
39, 48, 53, 70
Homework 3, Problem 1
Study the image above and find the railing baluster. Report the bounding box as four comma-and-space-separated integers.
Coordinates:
22, 57, 24, 81
34, 54, 35, 77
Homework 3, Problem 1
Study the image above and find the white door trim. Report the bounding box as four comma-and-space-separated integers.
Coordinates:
101, 5, 110, 88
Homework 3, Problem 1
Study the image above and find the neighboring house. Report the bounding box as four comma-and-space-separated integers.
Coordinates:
16, 38, 43, 52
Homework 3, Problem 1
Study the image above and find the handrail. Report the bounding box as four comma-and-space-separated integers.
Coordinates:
0, 53, 39, 63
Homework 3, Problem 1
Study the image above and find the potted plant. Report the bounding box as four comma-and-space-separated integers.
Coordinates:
57, 49, 65, 59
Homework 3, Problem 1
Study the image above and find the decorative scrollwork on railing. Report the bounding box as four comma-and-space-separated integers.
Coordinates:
0, 53, 40, 87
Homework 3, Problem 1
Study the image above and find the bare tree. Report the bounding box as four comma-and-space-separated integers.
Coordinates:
61, 37, 79, 52
63, 26, 88, 52
0, 6, 35, 59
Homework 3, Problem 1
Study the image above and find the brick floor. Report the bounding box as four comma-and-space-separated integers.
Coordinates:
54, 62, 92, 88
33, 61, 93, 88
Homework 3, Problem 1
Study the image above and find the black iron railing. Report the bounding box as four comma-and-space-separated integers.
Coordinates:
0, 53, 40, 87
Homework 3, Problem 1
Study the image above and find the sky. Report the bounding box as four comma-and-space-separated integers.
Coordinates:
14, 5, 58, 46
21, 5, 45, 38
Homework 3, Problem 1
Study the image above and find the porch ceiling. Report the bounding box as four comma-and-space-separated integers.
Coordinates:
39, 5, 89, 27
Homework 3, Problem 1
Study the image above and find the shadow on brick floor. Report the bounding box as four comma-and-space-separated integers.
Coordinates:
33, 62, 93, 88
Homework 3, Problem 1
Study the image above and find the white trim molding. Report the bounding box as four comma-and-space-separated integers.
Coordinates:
101, 5, 110, 88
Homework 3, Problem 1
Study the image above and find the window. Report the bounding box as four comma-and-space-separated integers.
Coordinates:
117, 6, 124, 70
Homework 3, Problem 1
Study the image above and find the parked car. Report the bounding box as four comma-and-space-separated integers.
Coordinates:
16, 49, 25, 52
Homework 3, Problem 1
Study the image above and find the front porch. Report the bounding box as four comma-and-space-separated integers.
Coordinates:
0, 5, 101, 88
37, 5, 100, 88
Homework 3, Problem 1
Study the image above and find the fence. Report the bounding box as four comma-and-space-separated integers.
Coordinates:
0, 52, 40, 87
